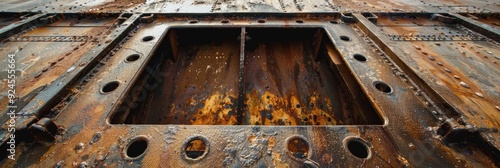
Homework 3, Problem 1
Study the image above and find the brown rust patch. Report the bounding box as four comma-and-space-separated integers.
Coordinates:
242, 28, 379, 125
0, 16, 118, 112
375, 14, 500, 128
190, 93, 238, 125
116, 28, 241, 124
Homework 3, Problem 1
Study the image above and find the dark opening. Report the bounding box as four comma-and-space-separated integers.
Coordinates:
353, 54, 367, 62
374, 81, 392, 93
188, 20, 198, 24
257, 19, 266, 23
340, 36, 351, 41
295, 20, 304, 23
125, 54, 140, 62
221, 20, 230, 23
347, 139, 369, 159
126, 138, 148, 158
142, 36, 154, 42
101, 81, 119, 93
184, 138, 207, 159
330, 20, 339, 24
287, 136, 309, 159
109, 28, 384, 125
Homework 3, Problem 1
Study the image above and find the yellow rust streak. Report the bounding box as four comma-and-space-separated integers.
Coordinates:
190, 92, 237, 125
246, 90, 337, 125
247, 91, 297, 125
272, 152, 289, 168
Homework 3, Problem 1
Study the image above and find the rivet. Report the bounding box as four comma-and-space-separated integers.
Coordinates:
444, 68, 451, 73
428, 56, 435, 61
459, 81, 470, 88
475, 92, 483, 98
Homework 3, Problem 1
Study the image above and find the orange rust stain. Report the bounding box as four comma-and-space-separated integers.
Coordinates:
268, 137, 276, 150
190, 93, 238, 125
272, 152, 289, 168
246, 90, 296, 125
185, 139, 206, 152
246, 90, 337, 125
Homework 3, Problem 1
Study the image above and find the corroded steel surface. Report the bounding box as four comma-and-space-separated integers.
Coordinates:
0, 0, 499, 168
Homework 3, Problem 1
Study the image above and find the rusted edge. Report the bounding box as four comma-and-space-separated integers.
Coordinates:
352, 13, 461, 123
0, 14, 142, 147
0, 12, 45, 41
351, 13, 499, 150
448, 13, 500, 42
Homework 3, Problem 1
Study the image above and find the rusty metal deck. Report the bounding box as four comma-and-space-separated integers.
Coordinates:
0, 0, 499, 167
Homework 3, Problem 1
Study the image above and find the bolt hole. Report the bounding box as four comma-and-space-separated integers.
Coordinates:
125, 137, 148, 158
183, 136, 209, 161
221, 20, 230, 23
188, 20, 198, 24
347, 138, 370, 159
287, 136, 309, 160
101, 81, 119, 94
374, 81, 392, 93
142, 36, 154, 42
125, 54, 140, 62
340, 36, 351, 41
330, 20, 339, 24
353, 54, 367, 62
257, 19, 266, 23
295, 20, 304, 23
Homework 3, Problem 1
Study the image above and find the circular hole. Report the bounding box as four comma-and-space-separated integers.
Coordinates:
374, 81, 392, 93
286, 136, 310, 160
353, 54, 367, 62
340, 36, 351, 41
101, 81, 119, 93
183, 136, 209, 161
295, 20, 304, 23
125, 137, 148, 158
257, 19, 266, 23
142, 36, 154, 42
221, 20, 230, 23
330, 20, 339, 24
347, 139, 370, 159
125, 54, 140, 62
188, 20, 198, 24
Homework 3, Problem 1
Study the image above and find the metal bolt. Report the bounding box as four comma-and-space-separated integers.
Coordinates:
428, 56, 435, 61
75, 142, 84, 151
475, 92, 483, 98
459, 81, 470, 88
444, 68, 451, 73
